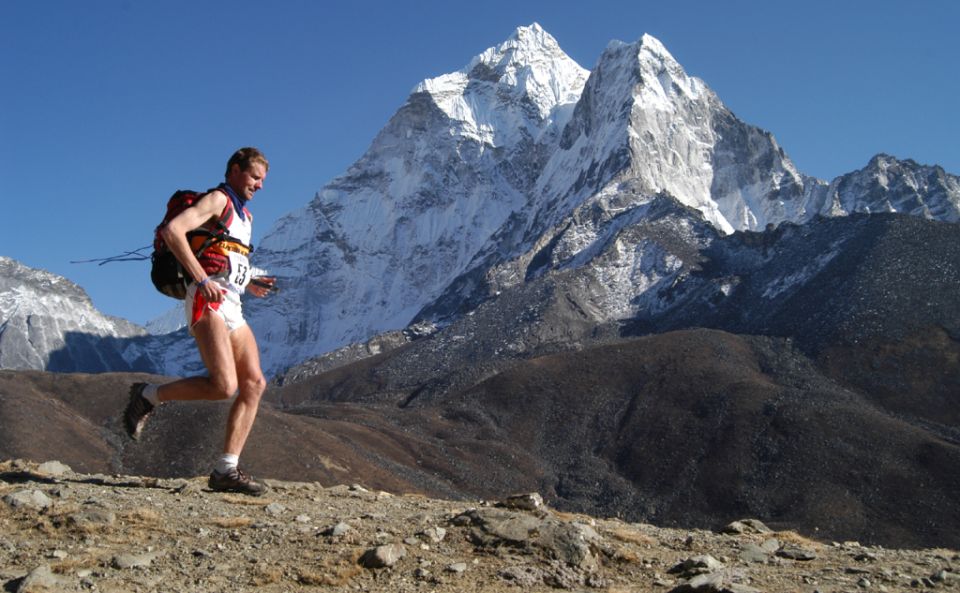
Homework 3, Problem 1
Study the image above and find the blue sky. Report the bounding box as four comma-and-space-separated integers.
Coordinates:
2, 0, 957, 326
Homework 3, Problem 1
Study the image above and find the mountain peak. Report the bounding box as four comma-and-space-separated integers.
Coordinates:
0, 257, 149, 372
637, 32, 674, 59
472, 23, 564, 69
414, 24, 587, 123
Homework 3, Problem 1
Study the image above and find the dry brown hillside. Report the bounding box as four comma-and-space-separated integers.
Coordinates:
2, 328, 960, 552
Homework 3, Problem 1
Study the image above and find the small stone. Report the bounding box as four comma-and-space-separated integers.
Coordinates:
419, 526, 447, 543
265, 502, 286, 515
17, 564, 64, 592
501, 492, 544, 511
932, 570, 958, 583
3, 489, 52, 511
740, 544, 772, 563
721, 519, 773, 535
668, 554, 725, 576
295, 514, 311, 523
361, 543, 406, 569
414, 567, 431, 579
111, 552, 157, 569
36, 461, 72, 476
685, 571, 726, 591
321, 522, 352, 537
374, 531, 392, 543
777, 546, 817, 561
446, 562, 468, 574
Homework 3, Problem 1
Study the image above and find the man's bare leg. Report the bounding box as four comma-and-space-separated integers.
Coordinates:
123, 311, 235, 439
222, 323, 266, 456
125, 310, 268, 494
156, 313, 238, 403
206, 322, 268, 495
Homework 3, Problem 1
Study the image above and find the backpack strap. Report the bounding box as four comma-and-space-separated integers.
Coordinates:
185, 188, 239, 256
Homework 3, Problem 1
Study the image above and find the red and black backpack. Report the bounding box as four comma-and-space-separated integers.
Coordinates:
150, 189, 232, 299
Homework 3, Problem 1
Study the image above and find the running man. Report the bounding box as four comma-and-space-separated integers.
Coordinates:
124, 147, 275, 496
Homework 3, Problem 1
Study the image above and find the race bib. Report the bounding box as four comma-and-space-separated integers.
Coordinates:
228, 252, 252, 290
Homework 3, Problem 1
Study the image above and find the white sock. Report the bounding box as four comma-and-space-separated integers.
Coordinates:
142, 383, 161, 406
215, 454, 239, 475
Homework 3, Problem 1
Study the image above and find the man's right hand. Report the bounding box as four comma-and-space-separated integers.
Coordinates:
199, 279, 225, 303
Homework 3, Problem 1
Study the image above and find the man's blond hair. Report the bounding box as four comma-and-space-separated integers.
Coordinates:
225, 147, 269, 178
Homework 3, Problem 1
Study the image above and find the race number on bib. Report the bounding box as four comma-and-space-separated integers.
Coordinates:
228, 252, 252, 290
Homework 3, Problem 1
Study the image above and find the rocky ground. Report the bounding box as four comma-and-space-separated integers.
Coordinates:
1, 460, 957, 593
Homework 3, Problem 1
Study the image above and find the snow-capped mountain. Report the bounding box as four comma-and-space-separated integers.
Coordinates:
239, 24, 959, 377
7, 24, 958, 378
0, 256, 155, 372
535, 34, 801, 235
804, 154, 960, 221
246, 24, 589, 374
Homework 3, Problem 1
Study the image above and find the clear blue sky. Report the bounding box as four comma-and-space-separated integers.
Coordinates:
2, 0, 957, 326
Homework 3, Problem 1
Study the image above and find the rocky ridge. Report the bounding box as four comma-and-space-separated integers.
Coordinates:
2, 459, 958, 593
0, 257, 152, 373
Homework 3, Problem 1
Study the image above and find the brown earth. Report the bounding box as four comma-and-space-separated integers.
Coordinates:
1, 328, 958, 552
2, 459, 958, 593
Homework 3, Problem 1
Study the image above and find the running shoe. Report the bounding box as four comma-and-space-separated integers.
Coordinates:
208, 467, 268, 496
123, 382, 155, 440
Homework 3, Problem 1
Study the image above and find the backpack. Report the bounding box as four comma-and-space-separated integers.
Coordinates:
150, 189, 231, 299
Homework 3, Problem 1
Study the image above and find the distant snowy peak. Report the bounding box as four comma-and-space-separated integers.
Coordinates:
621, 33, 710, 110
543, 31, 806, 235
413, 23, 588, 141
0, 257, 134, 332
1, 256, 83, 301
543, 32, 728, 229
818, 154, 960, 221
0, 256, 148, 372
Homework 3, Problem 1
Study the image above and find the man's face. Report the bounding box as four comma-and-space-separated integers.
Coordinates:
227, 162, 267, 200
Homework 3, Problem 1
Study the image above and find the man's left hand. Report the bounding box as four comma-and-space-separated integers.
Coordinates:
249, 276, 278, 298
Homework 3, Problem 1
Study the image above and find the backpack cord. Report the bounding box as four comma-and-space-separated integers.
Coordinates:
70, 245, 152, 266
73, 199, 234, 266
